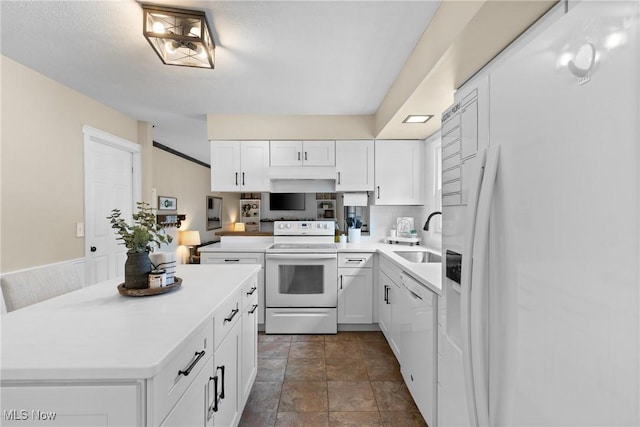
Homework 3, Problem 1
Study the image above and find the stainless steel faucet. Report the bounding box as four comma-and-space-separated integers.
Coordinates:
423, 211, 442, 231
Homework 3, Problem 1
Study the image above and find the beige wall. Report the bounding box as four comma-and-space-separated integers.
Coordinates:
207, 114, 374, 140
152, 147, 239, 262
1, 56, 139, 272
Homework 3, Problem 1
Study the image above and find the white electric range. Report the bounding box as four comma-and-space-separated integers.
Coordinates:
265, 221, 338, 334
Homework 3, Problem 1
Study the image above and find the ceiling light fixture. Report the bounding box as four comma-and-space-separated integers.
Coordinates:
142, 4, 215, 69
403, 115, 433, 124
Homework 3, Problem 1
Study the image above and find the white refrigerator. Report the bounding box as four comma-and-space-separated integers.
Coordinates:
439, 1, 639, 426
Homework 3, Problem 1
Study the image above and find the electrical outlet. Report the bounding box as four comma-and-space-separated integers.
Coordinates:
76, 222, 84, 237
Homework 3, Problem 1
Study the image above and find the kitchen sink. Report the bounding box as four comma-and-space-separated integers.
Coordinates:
393, 251, 441, 263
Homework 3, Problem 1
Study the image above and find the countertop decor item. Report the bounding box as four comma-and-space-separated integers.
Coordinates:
117, 277, 182, 297
107, 201, 173, 290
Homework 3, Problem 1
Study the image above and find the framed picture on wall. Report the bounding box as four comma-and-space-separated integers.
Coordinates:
158, 196, 177, 211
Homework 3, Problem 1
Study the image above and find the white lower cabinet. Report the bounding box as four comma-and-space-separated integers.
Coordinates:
241, 279, 259, 407
160, 357, 214, 427
201, 252, 265, 326
211, 320, 241, 427
338, 253, 373, 324
1, 382, 142, 426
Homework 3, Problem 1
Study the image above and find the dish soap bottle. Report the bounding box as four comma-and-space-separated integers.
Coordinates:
334, 221, 340, 242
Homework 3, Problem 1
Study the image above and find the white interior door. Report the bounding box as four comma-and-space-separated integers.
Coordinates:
83, 126, 141, 285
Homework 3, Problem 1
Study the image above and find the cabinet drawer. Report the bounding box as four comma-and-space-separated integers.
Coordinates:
242, 275, 259, 309
150, 320, 214, 425
338, 253, 373, 268
379, 255, 402, 284
200, 253, 264, 265
214, 291, 241, 349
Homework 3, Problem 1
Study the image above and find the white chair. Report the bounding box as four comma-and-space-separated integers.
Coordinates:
1, 263, 83, 312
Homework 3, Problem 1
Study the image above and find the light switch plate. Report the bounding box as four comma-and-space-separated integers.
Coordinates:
76, 222, 84, 237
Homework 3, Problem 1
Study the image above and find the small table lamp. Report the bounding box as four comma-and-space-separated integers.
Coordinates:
233, 222, 246, 232
180, 230, 201, 264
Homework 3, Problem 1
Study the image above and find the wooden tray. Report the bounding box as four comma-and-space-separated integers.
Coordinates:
118, 277, 182, 297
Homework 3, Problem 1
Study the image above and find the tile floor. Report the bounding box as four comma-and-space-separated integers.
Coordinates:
239, 331, 428, 427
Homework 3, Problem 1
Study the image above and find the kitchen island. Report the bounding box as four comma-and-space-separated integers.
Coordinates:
1, 264, 261, 427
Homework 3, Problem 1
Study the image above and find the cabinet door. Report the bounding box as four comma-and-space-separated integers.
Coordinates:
212, 321, 241, 427
270, 141, 303, 166
1, 383, 141, 426
336, 140, 374, 191
374, 140, 424, 205
338, 268, 373, 323
241, 297, 258, 407
161, 357, 214, 427
211, 141, 241, 192
378, 270, 393, 338
302, 140, 335, 166
387, 280, 402, 360
240, 141, 270, 191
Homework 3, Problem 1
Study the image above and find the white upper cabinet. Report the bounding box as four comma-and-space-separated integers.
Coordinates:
270, 141, 335, 166
374, 140, 424, 205
210, 141, 270, 192
335, 140, 374, 191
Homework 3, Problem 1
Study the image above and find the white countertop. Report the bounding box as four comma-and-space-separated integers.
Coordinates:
0, 264, 261, 382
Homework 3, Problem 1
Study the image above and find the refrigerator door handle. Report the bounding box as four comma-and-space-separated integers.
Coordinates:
470, 145, 500, 427
461, 148, 488, 427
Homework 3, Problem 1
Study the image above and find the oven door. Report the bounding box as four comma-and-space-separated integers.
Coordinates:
266, 253, 338, 307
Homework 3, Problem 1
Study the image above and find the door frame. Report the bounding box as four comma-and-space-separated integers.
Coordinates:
82, 125, 142, 284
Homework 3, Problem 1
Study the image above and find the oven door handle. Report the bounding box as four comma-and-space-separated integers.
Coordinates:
266, 253, 337, 260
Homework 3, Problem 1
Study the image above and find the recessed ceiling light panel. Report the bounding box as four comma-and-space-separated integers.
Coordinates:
142, 4, 215, 69
403, 115, 433, 124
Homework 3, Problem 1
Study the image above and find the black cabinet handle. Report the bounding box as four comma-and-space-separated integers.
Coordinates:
377, 186, 381, 199
304, 151, 308, 161
207, 375, 217, 419
224, 259, 240, 263
384, 285, 390, 304
224, 308, 239, 323
337, 171, 341, 184
246, 286, 257, 296
297, 152, 301, 161
249, 304, 258, 314
242, 172, 245, 186
90, 246, 97, 252
235, 172, 238, 185
217, 365, 226, 399
178, 350, 205, 377
210, 375, 219, 413
340, 275, 343, 290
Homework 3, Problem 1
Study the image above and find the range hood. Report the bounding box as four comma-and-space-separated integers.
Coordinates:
269, 167, 336, 193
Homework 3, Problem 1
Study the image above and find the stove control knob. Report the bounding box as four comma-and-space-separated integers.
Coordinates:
278, 224, 284, 229
286, 224, 291, 229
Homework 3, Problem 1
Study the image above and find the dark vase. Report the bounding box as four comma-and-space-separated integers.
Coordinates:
124, 251, 151, 289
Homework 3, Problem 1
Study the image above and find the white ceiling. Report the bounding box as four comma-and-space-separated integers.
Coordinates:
0, 0, 441, 163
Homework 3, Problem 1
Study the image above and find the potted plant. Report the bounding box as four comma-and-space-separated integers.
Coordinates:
107, 201, 173, 289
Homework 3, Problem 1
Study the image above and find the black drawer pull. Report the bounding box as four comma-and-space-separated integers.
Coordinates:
223, 308, 239, 323
248, 304, 258, 314
246, 286, 257, 296
178, 350, 205, 377
224, 259, 240, 263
